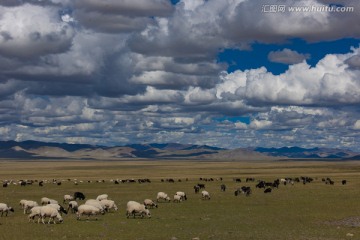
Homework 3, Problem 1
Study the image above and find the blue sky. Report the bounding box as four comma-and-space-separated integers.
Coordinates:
218, 38, 360, 74
0, 0, 359, 151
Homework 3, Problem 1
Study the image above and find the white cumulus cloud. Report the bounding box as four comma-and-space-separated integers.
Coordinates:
0, 4, 74, 58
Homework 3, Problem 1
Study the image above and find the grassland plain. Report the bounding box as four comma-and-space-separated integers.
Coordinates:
1, 159, 360, 240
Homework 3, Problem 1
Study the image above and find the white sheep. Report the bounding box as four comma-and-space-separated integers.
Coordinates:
67, 201, 78, 213
23, 200, 39, 214
0, 203, 14, 216
173, 195, 182, 203
176, 191, 187, 201
156, 192, 170, 202
28, 206, 42, 223
96, 194, 108, 201
40, 206, 63, 224
201, 190, 210, 200
41, 197, 51, 205
85, 199, 106, 211
126, 201, 151, 218
63, 194, 74, 203
100, 199, 118, 212
48, 199, 59, 204
46, 203, 68, 215
41, 196, 59, 204
143, 199, 158, 209
76, 204, 104, 220
19, 199, 28, 209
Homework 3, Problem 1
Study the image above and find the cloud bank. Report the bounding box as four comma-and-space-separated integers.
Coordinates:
0, 0, 359, 150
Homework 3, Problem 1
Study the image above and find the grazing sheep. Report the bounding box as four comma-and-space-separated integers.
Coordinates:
76, 204, 104, 220
73, 192, 86, 200
40, 197, 58, 205
194, 185, 200, 193
85, 199, 106, 211
175, 191, 187, 201
48, 199, 59, 204
234, 186, 252, 197
156, 192, 171, 202
41, 197, 51, 205
67, 201, 78, 213
126, 201, 151, 218
96, 194, 108, 201
143, 199, 158, 209
100, 199, 118, 212
173, 195, 182, 203
0, 203, 14, 217
23, 200, 39, 214
201, 190, 210, 200
63, 194, 74, 203
19, 199, 28, 209
40, 206, 63, 224
28, 206, 42, 223
46, 203, 68, 215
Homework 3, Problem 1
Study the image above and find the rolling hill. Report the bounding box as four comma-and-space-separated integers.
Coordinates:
0, 140, 359, 161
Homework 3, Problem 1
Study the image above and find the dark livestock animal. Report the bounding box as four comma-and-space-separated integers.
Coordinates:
197, 183, 205, 189
342, 180, 347, 185
325, 178, 334, 185
246, 178, 255, 182
264, 188, 272, 193
255, 180, 275, 189
234, 178, 241, 182
220, 184, 226, 192
73, 192, 86, 200
194, 185, 200, 194
301, 176, 314, 184
234, 186, 251, 196
138, 178, 151, 183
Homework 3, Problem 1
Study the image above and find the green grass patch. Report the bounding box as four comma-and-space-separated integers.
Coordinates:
0, 160, 360, 239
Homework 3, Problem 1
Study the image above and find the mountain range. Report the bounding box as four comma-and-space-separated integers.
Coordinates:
0, 140, 359, 161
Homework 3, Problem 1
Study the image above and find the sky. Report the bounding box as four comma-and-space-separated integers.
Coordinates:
0, 0, 360, 151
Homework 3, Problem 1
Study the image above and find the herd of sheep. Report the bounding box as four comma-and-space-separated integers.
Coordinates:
0, 189, 205, 224
18, 195, 109, 223
1, 175, 344, 225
